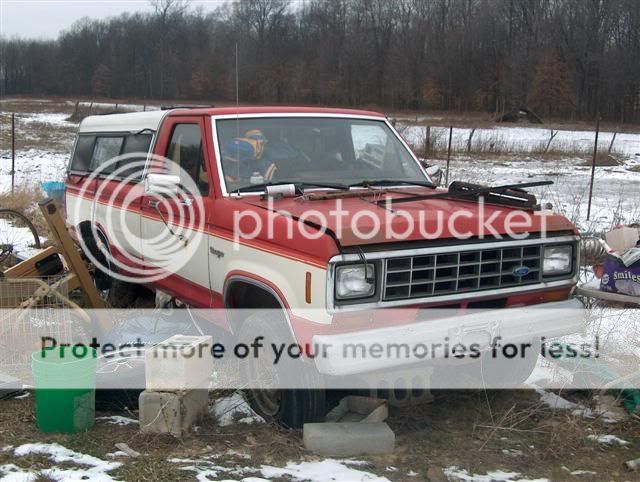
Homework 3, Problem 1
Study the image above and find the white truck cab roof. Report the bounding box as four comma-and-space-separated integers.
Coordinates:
79, 110, 169, 133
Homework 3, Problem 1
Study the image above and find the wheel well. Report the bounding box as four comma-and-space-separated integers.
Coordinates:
224, 280, 282, 310
224, 279, 285, 330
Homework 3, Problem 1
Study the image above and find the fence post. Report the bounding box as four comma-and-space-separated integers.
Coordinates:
445, 125, 453, 186
467, 127, 476, 153
11, 113, 15, 194
586, 115, 601, 221
607, 131, 617, 154
424, 126, 431, 155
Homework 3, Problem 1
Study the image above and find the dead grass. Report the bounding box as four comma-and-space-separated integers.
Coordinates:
1, 389, 637, 481
0, 187, 51, 242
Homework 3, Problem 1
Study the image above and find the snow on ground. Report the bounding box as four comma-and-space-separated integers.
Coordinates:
529, 386, 624, 423
443, 465, 549, 482
399, 123, 640, 158
260, 459, 391, 482
169, 455, 392, 482
0, 443, 121, 481
426, 155, 640, 233
587, 434, 630, 445
0, 149, 69, 193
68, 100, 162, 112
0, 217, 40, 260
210, 392, 265, 427
96, 415, 139, 426
17, 113, 77, 128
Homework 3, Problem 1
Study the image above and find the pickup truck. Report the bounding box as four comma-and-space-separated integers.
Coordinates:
65, 106, 584, 426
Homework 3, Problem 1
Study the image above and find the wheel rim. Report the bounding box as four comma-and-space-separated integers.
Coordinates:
251, 389, 282, 417
245, 355, 282, 417
0, 209, 41, 265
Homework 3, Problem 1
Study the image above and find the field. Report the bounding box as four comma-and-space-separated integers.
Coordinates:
0, 97, 639, 481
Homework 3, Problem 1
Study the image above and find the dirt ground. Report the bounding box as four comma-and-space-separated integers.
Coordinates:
0, 388, 638, 481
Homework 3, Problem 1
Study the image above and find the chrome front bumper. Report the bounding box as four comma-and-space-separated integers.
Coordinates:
313, 298, 586, 376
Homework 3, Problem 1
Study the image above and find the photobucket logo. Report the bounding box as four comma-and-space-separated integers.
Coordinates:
73, 153, 206, 284
233, 196, 549, 245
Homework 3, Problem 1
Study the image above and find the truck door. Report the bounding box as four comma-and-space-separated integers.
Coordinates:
140, 116, 213, 305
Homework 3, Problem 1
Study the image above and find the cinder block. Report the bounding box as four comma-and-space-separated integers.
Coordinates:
303, 422, 395, 456
325, 396, 388, 423
139, 389, 208, 437
145, 335, 213, 391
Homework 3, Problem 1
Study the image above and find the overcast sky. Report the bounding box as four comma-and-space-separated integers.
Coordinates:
0, 1, 225, 40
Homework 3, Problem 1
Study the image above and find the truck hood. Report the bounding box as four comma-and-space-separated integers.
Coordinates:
243, 191, 576, 247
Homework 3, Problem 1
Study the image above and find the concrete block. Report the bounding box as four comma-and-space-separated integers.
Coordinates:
139, 389, 208, 437
145, 335, 213, 391
303, 422, 395, 456
325, 396, 388, 423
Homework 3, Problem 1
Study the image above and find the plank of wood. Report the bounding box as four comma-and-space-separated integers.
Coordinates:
3, 246, 58, 279
38, 199, 107, 310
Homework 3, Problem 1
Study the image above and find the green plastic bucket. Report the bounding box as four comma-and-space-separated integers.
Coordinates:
31, 346, 98, 433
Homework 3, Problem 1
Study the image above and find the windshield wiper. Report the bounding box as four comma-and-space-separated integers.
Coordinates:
347, 179, 435, 189
236, 181, 348, 193
377, 180, 553, 208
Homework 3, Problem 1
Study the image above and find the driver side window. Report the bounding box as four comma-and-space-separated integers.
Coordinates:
166, 124, 209, 195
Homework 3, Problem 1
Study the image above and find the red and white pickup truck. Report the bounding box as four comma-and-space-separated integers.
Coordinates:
65, 106, 584, 426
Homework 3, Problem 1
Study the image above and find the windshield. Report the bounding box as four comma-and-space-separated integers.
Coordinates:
214, 117, 430, 193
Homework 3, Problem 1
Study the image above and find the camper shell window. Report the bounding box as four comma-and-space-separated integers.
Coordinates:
69, 132, 153, 178
70, 135, 96, 172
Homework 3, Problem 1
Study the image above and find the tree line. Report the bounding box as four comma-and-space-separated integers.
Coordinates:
1, 0, 639, 123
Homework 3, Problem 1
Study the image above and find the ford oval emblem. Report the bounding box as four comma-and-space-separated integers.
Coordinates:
512, 266, 530, 277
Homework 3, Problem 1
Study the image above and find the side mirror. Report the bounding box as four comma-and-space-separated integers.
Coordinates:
420, 160, 443, 186
145, 173, 180, 195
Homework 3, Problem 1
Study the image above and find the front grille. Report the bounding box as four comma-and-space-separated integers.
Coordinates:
383, 245, 542, 301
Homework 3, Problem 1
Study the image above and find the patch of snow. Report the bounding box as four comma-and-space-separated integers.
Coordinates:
225, 449, 251, 460
18, 113, 77, 128
14, 443, 120, 471
444, 466, 550, 482
502, 449, 524, 457
385, 466, 398, 472
533, 387, 577, 410
73, 101, 161, 112
532, 387, 622, 422
260, 459, 391, 482
211, 392, 265, 427
0, 464, 37, 482
570, 470, 597, 476
96, 415, 138, 426
105, 451, 129, 458
7, 443, 120, 481
406, 470, 418, 477
174, 457, 390, 482
586, 434, 630, 445
400, 124, 640, 158
0, 149, 69, 193
40, 467, 118, 481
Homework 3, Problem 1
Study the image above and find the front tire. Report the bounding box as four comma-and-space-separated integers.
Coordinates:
237, 311, 326, 428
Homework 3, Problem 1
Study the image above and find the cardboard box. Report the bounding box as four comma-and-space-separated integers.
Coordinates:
145, 335, 213, 391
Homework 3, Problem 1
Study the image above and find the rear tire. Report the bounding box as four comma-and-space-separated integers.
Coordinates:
82, 232, 139, 308
237, 311, 326, 428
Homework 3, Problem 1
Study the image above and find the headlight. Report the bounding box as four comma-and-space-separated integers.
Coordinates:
543, 245, 573, 275
335, 264, 375, 300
